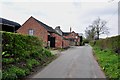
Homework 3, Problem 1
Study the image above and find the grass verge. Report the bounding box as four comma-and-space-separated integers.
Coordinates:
92, 46, 120, 78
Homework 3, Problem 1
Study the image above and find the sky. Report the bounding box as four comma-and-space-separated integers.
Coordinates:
0, 0, 119, 38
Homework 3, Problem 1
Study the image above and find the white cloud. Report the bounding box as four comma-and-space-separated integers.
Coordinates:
0, 0, 119, 38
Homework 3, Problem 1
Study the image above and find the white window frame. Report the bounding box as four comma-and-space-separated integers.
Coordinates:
28, 29, 34, 36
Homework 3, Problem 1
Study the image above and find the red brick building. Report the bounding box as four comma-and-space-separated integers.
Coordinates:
51, 33, 63, 48
62, 38, 70, 48
63, 31, 80, 46
54, 26, 70, 48
17, 16, 69, 48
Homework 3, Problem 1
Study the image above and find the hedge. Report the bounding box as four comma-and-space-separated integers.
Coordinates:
1, 31, 54, 80
90, 35, 120, 54
90, 35, 120, 78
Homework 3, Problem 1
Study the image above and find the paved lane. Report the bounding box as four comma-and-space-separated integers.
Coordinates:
32, 46, 105, 78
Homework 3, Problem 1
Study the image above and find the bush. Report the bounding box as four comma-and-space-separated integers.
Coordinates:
2, 66, 26, 80
43, 48, 53, 57
26, 59, 40, 70
1, 31, 54, 79
83, 39, 89, 45
2, 31, 43, 60
90, 35, 120, 54
2, 58, 15, 64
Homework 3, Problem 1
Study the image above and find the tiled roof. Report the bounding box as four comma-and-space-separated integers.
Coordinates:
63, 32, 71, 36
32, 17, 56, 33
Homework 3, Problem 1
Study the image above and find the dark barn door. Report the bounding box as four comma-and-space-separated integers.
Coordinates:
50, 37, 55, 48
80, 36, 83, 46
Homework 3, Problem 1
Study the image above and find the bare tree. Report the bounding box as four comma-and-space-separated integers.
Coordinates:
92, 17, 109, 40
85, 25, 96, 40
85, 17, 109, 40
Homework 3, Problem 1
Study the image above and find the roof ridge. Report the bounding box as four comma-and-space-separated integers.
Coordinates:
31, 17, 55, 33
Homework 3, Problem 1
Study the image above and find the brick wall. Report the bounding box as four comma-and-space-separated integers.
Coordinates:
52, 33, 63, 48
63, 39, 70, 48
17, 17, 48, 46
63, 31, 80, 46
63, 31, 76, 39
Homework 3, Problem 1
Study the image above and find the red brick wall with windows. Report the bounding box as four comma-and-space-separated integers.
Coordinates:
17, 17, 48, 46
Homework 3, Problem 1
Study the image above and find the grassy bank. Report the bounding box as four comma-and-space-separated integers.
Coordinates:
1, 31, 55, 80
90, 35, 120, 78
93, 46, 119, 78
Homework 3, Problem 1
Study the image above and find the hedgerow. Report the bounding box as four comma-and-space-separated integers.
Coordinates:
1, 31, 54, 80
90, 35, 120, 78
90, 35, 120, 54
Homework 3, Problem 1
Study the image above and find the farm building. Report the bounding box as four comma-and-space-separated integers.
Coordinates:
0, 18, 21, 32
17, 16, 70, 48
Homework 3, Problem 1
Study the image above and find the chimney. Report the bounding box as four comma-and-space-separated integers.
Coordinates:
70, 27, 72, 33
57, 26, 60, 29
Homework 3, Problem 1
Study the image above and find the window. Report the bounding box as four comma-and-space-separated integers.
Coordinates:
75, 36, 78, 39
28, 29, 34, 35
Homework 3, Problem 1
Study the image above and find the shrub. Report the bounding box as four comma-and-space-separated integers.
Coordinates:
1, 31, 55, 79
90, 35, 120, 54
2, 66, 26, 80
83, 39, 89, 45
2, 31, 43, 60
43, 48, 53, 57
2, 58, 15, 64
26, 59, 40, 70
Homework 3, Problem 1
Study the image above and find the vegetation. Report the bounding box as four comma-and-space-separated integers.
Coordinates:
91, 35, 120, 78
90, 35, 120, 54
82, 39, 89, 45
85, 17, 109, 40
1, 31, 55, 80
93, 47, 119, 78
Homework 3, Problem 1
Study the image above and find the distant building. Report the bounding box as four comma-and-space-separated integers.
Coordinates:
63, 31, 80, 46
0, 18, 21, 32
55, 26, 70, 48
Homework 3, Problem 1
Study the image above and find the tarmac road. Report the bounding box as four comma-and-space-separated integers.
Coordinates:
32, 46, 106, 78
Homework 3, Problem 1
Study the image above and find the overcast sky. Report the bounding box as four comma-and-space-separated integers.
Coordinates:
0, 0, 119, 38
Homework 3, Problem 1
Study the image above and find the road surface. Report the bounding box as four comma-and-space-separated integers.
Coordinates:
32, 46, 106, 78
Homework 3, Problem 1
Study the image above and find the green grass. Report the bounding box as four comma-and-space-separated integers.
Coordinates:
93, 47, 120, 78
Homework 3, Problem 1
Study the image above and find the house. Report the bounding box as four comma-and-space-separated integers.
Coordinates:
17, 16, 68, 48
0, 18, 21, 32
63, 31, 80, 46
55, 26, 80, 46
55, 26, 70, 48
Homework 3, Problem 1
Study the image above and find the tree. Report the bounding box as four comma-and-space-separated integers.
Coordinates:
85, 17, 109, 40
92, 17, 109, 39
85, 25, 96, 40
